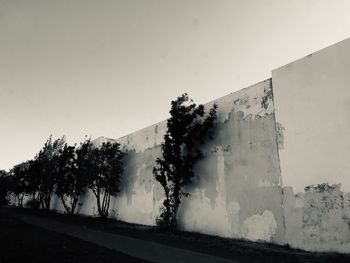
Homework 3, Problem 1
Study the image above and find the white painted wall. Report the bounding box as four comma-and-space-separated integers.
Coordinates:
273, 37, 350, 252
272, 38, 350, 193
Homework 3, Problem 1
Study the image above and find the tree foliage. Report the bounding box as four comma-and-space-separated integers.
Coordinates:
9, 162, 30, 207
86, 141, 125, 218
153, 93, 217, 229
35, 136, 66, 210
55, 139, 92, 214
0, 170, 10, 205
24, 160, 42, 209
55, 143, 78, 213
3, 135, 125, 217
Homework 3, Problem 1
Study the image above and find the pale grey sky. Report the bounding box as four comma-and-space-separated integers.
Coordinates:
1, 0, 350, 170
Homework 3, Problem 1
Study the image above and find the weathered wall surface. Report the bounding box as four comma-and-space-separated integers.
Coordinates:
177, 81, 284, 242
272, 38, 350, 252
50, 38, 350, 253
283, 184, 350, 253
114, 79, 284, 243
52, 79, 285, 244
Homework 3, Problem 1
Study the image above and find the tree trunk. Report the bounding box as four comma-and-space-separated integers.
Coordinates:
17, 195, 23, 208
39, 193, 44, 210
102, 192, 110, 218
70, 196, 78, 215
61, 196, 70, 214
44, 192, 51, 211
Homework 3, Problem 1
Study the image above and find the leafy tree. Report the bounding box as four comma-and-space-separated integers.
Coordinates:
153, 93, 217, 229
9, 162, 30, 207
0, 170, 10, 205
36, 135, 66, 210
87, 142, 124, 218
55, 139, 92, 214
55, 143, 77, 213
24, 160, 42, 209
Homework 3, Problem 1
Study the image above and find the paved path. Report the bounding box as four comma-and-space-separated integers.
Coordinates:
10, 212, 239, 263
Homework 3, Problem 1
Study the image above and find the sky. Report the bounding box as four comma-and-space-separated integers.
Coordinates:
1, 0, 350, 171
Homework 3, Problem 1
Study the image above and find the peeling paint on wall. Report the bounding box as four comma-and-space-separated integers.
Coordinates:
174, 80, 285, 243
261, 85, 273, 110
242, 210, 277, 241
283, 183, 350, 252
275, 122, 285, 150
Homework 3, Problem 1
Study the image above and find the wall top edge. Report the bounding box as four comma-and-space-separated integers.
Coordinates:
94, 78, 272, 144
272, 37, 350, 74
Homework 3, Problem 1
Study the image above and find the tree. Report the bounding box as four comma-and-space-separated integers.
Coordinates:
36, 135, 66, 210
9, 162, 30, 207
24, 160, 42, 209
55, 143, 77, 214
55, 139, 92, 214
0, 170, 10, 205
153, 93, 217, 229
86, 142, 124, 218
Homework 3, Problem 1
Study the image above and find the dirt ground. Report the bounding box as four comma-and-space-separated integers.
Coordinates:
2, 207, 350, 263
0, 209, 148, 263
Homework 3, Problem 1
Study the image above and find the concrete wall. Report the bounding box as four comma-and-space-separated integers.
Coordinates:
52, 79, 286, 244
272, 37, 350, 252
283, 184, 350, 253
50, 38, 350, 253
272, 38, 350, 193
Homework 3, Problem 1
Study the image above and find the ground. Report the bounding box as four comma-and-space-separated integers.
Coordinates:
0, 209, 148, 263
1, 207, 350, 263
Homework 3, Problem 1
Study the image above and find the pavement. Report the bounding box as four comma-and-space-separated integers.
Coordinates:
8, 211, 239, 263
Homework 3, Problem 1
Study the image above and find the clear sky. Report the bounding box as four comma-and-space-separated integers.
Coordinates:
1, 0, 350, 170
